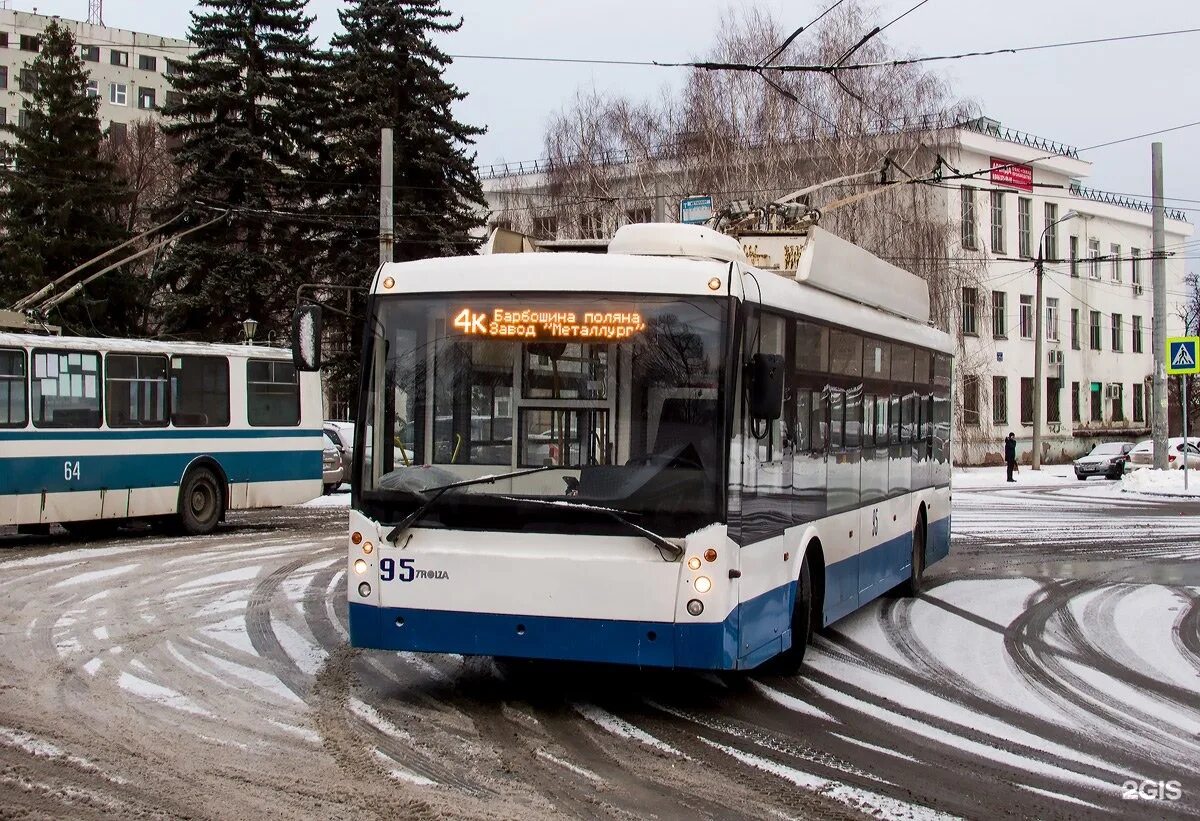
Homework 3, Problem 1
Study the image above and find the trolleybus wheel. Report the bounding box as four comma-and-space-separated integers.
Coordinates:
177, 467, 223, 536
892, 512, 926, 598
763, 553, 813, 675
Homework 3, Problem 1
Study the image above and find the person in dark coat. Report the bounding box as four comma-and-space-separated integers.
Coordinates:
1005, 432, 1017, 482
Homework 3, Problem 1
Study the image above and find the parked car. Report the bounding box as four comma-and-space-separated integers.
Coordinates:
1073, 442, 1136, 480
324, 420, 355, 466
322, 432, 345, 494
1127, 437, 1200, 470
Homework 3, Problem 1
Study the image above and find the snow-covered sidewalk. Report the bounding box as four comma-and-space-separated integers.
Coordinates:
951, 464, 1078, 490
1120, 467, 1200, 497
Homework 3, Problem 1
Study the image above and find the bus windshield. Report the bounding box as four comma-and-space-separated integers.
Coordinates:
358, 293, 730, 537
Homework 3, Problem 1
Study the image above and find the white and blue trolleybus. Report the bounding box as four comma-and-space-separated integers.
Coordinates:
314, 223, 953, 671
0, 333, 324, 536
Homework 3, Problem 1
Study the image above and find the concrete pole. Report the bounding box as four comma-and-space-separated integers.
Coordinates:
380, 128, 394, 266
1032, 253, 1044, 470
1152, 142, 1168, 469
653, 178, 666, 223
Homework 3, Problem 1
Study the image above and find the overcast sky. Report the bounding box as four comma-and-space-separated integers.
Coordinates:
18, 0, 1200, 213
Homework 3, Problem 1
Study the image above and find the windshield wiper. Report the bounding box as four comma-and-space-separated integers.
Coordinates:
498, 495, 685, 561
385, 465, 554, 543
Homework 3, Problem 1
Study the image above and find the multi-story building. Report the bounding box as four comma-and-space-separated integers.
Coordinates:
0, 9, 191, 139
479, 117, 1194, 464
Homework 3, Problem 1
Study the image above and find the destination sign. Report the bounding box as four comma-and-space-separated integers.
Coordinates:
452, 307, 647, 340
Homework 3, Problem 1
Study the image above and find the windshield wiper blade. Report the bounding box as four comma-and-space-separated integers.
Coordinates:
385, 465, 554, 543
498, 495, 685, 561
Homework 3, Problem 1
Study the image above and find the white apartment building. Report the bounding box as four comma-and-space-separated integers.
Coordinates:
479, 118, 1194, 465
949, 119, 1192, 464
0, 9, 191, 139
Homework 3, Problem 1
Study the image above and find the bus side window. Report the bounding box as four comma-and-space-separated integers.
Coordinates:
0, 348, 27, 427
810, 390, 827, 451
829, 389, 844, 449
106, 354, 169, 428
171, 355, 230, 427
247, 359, 300, 427
31, 349, 101, 428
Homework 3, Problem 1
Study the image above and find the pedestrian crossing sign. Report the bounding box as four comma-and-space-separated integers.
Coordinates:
1166, 336, 1200, 374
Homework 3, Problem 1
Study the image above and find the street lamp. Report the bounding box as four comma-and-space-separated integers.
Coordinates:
1032, 209, 1080, 470
242, 318, 258, 346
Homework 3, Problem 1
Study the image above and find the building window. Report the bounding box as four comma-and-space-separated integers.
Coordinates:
1088, 238, 1101, 279
992, 376, 1007, 424
165, 90, 184, 108
1072, 381, 1081, 423
531, 215, 557, 239
165, 59, 184, 77
19, 68, 37, 93
1019, 294, 1033, 339
0, 109, 6, 127
110, 83, 127, 106
19, 35, 40, 52
1133, 315, 1143, 353
1071, 308, 1080, 350
1111, 383, 1124, 421
1111, 313, 1123, 352
1089, 311, 1102, 351
1020, 377, 1033, 425
1090, 383, 1102, 422
85, 80, 98, 98
1047, 378, 1061, 424
1131, 249, 1142, 290
1133, 383, 1145, 423
960, 187, 977, 250
1017, 197, 1032, 258
139, 54, 157, 72
1046, 297, 1059, 341
111, 49, 129, 67
1069, 235, 1079, 277
0, 33, 8, 48
579, 212, 601, 238
137, 87, 156, 109
1110, 244, 1121, 281
990, 190, 1005, 254
17, 108, 31, 129
80, 45, 100, 62
991, 291, 1007, 339
963, 375, 980, 425
1043, 202, 1059, 260
961, 287, 978, 335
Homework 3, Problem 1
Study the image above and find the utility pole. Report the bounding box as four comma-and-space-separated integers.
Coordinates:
653, 178, 665, 223
1032, 251, 1045, 470
1152, 142, 1168, 469
380, 127, 394, 266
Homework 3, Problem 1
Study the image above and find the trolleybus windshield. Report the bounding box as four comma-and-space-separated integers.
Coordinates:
359, 293, 730, 537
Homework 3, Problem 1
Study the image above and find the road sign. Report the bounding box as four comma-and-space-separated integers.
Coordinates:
1166, 336, 1200, 375
680, 196, 714, 225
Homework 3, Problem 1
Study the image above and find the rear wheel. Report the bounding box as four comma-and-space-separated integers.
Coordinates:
762, 554, 813, 675
895, 514, 926, 598
177, 467, 223, 536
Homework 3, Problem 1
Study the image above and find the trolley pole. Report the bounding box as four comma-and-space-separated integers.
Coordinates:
1152, 143, 1168, 469
380, 127, 394, 266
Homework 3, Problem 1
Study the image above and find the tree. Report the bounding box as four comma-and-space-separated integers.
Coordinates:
154, 0, 327, 343
315, 0, 488, 414
0, 19, 133, 332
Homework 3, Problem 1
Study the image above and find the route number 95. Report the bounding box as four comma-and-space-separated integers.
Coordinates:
379, 558, 415, 582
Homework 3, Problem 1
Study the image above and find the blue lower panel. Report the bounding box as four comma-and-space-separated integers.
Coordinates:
927, 515, 951, 565
0, 450, 321, 494
350, 601, 739, 669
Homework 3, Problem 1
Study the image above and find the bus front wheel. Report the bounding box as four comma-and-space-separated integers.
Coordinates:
893, 513, 926, 598
177, 467, 223, 536
763, 554, 813, 675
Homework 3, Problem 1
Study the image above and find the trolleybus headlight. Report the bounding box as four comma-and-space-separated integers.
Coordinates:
362, 541, 374, 555
707, 277, 722, 291
358, 582, 371, 598
351, 531, 363, 545
353, 559, 368, 575
694, 576, 712, 594
687, 599, 704, 616
703, 548, 717, 562
383, 276, 396, 289
687, 556, 702, 571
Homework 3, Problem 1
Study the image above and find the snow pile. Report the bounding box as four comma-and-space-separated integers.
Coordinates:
1121, 468, 1200, 497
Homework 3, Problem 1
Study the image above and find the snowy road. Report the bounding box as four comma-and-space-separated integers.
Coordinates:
0, 484, 1198, 820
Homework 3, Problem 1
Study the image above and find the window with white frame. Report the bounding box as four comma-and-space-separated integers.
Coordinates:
109, 83, 127, 106
1088, 238, 1101, 279
1019, 294, 1033, 339
992, 290, 1007, 339
1018, 197, 1032, 258
1133, 315, 1143, 353
1043, 202, 1059, 260
1131, 248, 1142, 288
961, 287, 978, 335
1110, 244, 1121, 281
960, 187, 977, 250
990, 190, 1005, 254
1046, 297, 1059, 341
1111, 313, 1123, 352
85, 79, 98, 98
1069, 235, 1079, 277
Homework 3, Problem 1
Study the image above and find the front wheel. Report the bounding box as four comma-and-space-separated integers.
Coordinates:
177, 467, 223, 536
893, 515, 926, 598
762, 554, 813, 675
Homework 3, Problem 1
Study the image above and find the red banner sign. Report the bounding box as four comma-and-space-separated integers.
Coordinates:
990, 157, 1033, 192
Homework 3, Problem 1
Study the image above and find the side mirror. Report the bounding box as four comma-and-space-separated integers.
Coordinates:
747, 353, 784, 420
291, 304, 323, 371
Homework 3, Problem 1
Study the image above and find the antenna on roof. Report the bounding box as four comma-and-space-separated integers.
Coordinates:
86, 0, 103, 25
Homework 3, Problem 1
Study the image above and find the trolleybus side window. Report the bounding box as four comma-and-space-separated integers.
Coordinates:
247, 359, 300, 426
0, 348, 27, 427
31, 349, 101, 428
170, 355, 230, 427
106, 353, 169, 427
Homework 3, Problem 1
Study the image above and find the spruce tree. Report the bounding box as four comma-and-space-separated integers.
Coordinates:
317, 0, 488, 410
156, 0, 326, 342
0, 19, 133, 332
